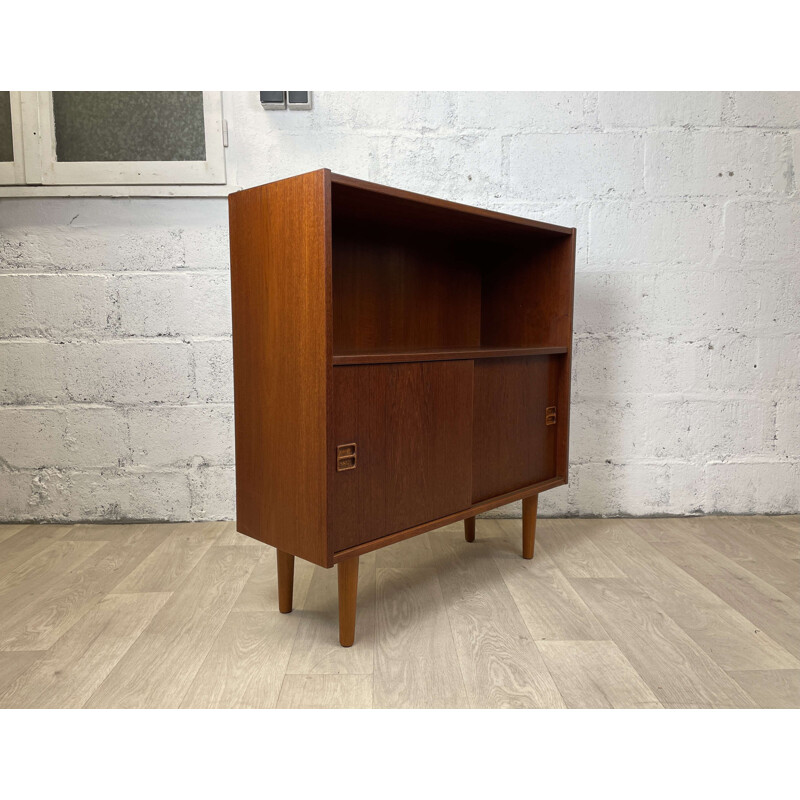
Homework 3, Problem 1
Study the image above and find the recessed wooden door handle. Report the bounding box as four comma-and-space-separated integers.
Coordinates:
337, 443, 357, 471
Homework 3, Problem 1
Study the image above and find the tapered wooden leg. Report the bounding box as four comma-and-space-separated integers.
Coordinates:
337, 556, 359, 647
464, 516, 476, 543
277, 550, 295, 613
522, 494, 538, 559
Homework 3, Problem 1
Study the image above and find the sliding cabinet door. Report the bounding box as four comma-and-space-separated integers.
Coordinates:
330, 360, 473, 552
471, 355, 561, 503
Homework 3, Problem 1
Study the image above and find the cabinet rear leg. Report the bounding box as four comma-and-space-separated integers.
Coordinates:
277, 550, 295, 613
337, 556, 359, 647
522, 494, 538, 559
464, 516, 476, 543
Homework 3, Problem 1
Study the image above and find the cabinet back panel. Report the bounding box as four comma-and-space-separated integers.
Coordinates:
330, 361, 473, 551
472, 355, 561, 503
333, 225, 576, 355
332, 223, 482, 353
480, 236, 576, 349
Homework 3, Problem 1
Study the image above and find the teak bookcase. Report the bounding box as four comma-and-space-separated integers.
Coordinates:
229, 169, 576, 646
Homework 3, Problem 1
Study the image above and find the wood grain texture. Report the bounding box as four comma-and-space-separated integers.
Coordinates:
286, 553, 376, 675
472, 356, 560, 503
332, 476, 566, 563
232, 547, 314, 614
428, 528, 566, 708
375, 529, 434, 568
772, 515, 799, 535
570, 578, 757, 708
331, 361, 473, 550
0, 593, 169, 708
651, 536, 800, 659
2, 516, 795, 708
84, 547, 259, 708
727, 669, 800, 709
596, 519, 799, 671
623, 516, 698, 542
0, 525, 35, 545
480, 235, 576, 349
0, 524, 174, 651
332, 220, 481, 353
522, 494, 537, 559
631, 516, 799, 601
0, 540, 104, 602
0, 652, 41, 699
331, 173, 574, 241
63, 523, 151, 541
209, 521, 263, 547
276, 674, 373, 709
338, 557, 359, 647
277, 550, 295, 613
0, 541, 108, 650
374, 568, 469, 708
180, 611, 299, 709
230, 170, 575, 584
491, 520, 609, 641
112, 522, 223, 593
724, 515, 800, 562
229, 170, 330, 566
332, 345, 567, 366
537, 641, 663, 708
539, 518, 627, 579
0, 525, 74, 577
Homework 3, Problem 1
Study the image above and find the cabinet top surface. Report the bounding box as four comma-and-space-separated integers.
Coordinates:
232, 169, 576, 240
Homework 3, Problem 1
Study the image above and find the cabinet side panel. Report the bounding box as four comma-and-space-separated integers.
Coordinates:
557, 232, 576, 481
229, 172, 329, 566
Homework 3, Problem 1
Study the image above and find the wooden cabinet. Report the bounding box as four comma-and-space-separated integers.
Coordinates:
229, 169, 576, 646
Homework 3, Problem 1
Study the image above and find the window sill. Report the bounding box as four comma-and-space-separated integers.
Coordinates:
0, 184, 241, 198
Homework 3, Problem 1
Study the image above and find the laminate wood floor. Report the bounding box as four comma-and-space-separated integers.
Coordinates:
0, 516, 797, 708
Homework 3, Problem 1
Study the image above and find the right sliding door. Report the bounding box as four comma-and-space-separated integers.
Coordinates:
471, 355, 561, 503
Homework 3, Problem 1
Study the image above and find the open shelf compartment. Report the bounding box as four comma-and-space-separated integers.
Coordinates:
330, 173, 575, 364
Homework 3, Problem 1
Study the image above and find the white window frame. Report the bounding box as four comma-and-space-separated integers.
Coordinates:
0, 91, 26, 185
0, 91, 228, 196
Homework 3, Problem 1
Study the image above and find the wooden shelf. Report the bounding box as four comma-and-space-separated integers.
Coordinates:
332, 345, 568, 366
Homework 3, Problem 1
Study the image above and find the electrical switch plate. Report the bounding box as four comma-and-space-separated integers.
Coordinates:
260, 91, 286, 110
287, 91, 312, 109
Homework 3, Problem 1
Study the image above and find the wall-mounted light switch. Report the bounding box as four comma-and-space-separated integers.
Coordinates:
287, 91, 312, 110
260, 91, 286, 110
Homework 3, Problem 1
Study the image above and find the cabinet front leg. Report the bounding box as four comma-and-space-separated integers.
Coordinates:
337, 556, 359, 647
522, 494, 538, 560
277, 550, 295, 613
464, 516, 476, 543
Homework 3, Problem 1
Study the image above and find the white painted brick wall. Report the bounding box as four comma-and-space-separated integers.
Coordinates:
597, 92, 725, 128
644, 131, 792, 197
507, 133, 645, 199
1, 91, 798, 521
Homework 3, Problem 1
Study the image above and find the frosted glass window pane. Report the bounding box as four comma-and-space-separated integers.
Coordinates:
0, 92, 13, 162
52, 91, 206, 162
